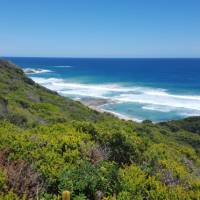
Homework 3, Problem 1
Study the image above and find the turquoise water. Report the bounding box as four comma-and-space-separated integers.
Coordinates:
6, 57, 200, 122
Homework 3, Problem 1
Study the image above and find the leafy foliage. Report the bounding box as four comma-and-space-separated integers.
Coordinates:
0, 60, 200, 199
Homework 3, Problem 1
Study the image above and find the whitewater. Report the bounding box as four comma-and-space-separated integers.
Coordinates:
31, 77, 200, 122
8, 57, 200, 122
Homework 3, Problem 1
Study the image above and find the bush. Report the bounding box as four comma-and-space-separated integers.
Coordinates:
58, 161, 119, 199
0, 169, 6, 190
7, 113, 27, 126
0, 191, 20, 200
108, 132, 145, 164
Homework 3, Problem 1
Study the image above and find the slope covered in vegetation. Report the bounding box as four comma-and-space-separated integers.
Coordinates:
0, 60, 200, 200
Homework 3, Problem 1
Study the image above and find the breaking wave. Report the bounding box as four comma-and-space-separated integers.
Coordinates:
23, 68, 53, 74
31, 77, 200, 120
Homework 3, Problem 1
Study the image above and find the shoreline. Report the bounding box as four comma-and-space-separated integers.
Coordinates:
79, 97, 142, 122
24, 71, 200, 123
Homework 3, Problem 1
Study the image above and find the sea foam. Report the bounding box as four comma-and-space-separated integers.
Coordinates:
24, 68, 53, 74
31, 77, 200, 120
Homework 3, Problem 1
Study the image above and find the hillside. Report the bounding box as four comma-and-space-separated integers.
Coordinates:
0, 60, 200, 199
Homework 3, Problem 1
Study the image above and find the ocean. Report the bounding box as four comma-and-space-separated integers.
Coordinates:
5, 57, 200, 122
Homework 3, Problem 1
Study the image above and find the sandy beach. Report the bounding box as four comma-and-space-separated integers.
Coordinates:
79, 97, 140, 122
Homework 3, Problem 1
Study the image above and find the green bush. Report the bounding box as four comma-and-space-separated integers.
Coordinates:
0, 169, 6, 190
58, 161, 119, 199
0, 61, 200, 199
0, 191, 20, 200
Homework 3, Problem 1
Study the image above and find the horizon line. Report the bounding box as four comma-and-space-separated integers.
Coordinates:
1, 56, 200, 59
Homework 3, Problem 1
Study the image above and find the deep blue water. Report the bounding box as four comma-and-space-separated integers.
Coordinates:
4, 57, 200, 122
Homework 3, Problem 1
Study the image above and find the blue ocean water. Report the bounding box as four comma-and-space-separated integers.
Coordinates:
5, 57, 200, 122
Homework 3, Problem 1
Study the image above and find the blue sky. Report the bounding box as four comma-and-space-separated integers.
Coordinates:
0, 0, 200, 57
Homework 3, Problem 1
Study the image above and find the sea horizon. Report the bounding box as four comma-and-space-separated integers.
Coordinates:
2, 56, 200, 59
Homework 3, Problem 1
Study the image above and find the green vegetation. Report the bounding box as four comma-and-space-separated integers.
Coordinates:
0, 60, 200, 199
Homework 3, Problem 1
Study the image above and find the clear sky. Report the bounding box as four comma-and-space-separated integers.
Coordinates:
0, 0, 200, 58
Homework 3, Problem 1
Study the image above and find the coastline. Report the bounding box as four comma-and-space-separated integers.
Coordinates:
20, 63, 200, 123
79, 97, 142, 122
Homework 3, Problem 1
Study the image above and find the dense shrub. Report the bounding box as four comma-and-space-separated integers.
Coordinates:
58, 161, 119, 199
0, 169, 6, 190
0, 60, 200, 199
108, 132, 145, 164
